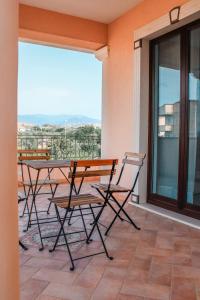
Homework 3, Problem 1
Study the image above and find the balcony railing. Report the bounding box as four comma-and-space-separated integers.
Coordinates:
17, 134, 101, 160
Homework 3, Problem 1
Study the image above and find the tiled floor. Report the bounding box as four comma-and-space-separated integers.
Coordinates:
19, 183, 200, 300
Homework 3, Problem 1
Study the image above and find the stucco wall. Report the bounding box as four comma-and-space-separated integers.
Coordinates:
102, 0, 189, 188
0, 1, 19, 299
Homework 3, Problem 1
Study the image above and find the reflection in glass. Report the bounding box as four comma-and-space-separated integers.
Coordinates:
152, 34, 180, 199
187, 27, 200, 206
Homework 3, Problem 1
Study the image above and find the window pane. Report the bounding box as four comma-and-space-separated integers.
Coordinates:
187, 27, 200, 206
152, 34, 180, 199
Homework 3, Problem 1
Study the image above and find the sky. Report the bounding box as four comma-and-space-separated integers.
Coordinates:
18, 42, 102, 119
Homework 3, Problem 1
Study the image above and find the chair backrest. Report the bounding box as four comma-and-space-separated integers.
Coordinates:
122, 152, 146, 167
68, 159, 118, 179
116, 152, 146, 186
18, 149, 51, 162
68, 159, 117, 201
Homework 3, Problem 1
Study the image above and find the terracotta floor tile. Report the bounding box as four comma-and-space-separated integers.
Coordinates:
62, 256, 91, 274
91, 277, 123, 300
36, 295, 62, 300
25, 257, 66, 270
90, 255, 130, 269
148, 263, 171, 286
152, 253, 192, 266
171, 277, 196, 300
26, 246, 68, 262
118, 294, 144, 300
173, 265, 200, 279
20, 253, 32, 266
174, 242, 191, 255
127, 268, 149, 283
74, 264, 104, 289
139, 230, 157, 247
196, 288, 200, 300
130, 254, 152, 271
155, 235, 174, 250
21, 278, 49, 299
188, 228, 200, 239
42, 282, 92, 300
20, 265, 39, 284
33, 268, 77, 285
121, 280, 170, 300
135, 246, 173, 258
110, 258, 131, 268
103, 266, 128, 281
192, 251, 200, 268
144, 298, 164, 300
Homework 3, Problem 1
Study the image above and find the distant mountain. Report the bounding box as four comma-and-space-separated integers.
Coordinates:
18, 114, 100, 126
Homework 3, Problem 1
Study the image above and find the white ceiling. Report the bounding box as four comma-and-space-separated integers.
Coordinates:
19, 0, 143, 24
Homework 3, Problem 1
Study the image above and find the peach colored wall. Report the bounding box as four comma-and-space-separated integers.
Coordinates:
19, 4, 108, 51
102, 0, 190, 182
0, 1, 19, 299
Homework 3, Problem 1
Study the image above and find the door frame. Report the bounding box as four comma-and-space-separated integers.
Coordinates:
147, 19, 200, 219
132, 0, 200, 219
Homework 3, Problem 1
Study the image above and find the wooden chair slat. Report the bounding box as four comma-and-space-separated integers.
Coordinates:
18, 155, 50, 161
23, 179, 59, 186
68, 169, 115, 178
49, 193, 104, 208
92, 183, 130, 193
70, 159, 118, 167
18, 149, 50, 154
124, 152, 146, 159
122, 158, 143, 166
17, 149, 51, 162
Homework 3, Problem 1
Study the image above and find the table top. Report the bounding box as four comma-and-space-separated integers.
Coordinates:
21, 159, 71, 170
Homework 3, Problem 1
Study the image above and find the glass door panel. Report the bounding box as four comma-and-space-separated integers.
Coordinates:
151, 34, 181, 199
187, 26, 200, 206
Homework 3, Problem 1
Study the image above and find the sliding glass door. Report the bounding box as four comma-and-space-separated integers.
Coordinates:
149, 20, 200, 218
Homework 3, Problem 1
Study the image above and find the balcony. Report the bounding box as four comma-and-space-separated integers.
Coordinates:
1, 1, 200, 300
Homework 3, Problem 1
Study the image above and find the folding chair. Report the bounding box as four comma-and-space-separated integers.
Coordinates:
48, 158, 118, 271
18, 149, 59, 218
92, 152, 146, 236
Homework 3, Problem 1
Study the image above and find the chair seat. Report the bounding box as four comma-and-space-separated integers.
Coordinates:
49, 193, 104, 208
92, 183, 130, 193
21, 179, 59, 186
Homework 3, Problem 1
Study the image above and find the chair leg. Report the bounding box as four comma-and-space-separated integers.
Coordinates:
47, 201, 52, 215
49, 207, 69, 252
19, 240, 28, 251
47, 184, 58, 214
105, 195, 140, 236
107, 201, 124, 222
20, 186, 31, 218
50, 207, 75, 271
20, 197, 28, 218
94, 189, 125, 223
68, 207, 74, 225
86, 204, 104, 243
79, 205, 89, 239
89, 205, 113, 260
24, 196, 34, 232
33, 199, 44, 251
